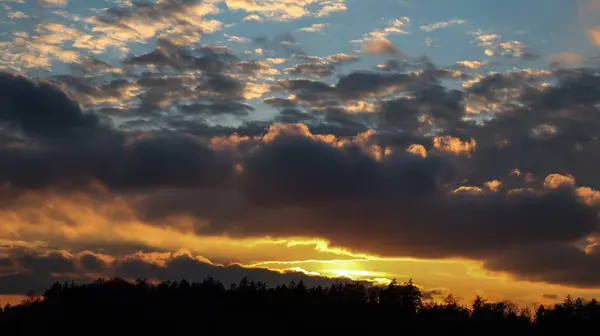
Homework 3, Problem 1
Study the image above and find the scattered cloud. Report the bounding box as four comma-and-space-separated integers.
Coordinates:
297, 23, 327, 33
225, 0, 348, 21
1, 0, 600, 300
38, 0, 67, 6
420, 19, 465, 32
362, 39, 405, 56
455, 60, 484, 69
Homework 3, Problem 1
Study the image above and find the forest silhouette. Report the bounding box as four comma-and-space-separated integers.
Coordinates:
1, 277, 599, 334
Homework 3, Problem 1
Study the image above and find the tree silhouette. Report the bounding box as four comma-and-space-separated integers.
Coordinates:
1, 276, 600, 334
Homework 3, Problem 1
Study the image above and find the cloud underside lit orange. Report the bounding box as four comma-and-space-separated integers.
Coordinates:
3, 70, 600, 306
1, 191, 598, 307
590, 28, 600, 46
2, 0, 600, 308
2, 136, 600, 306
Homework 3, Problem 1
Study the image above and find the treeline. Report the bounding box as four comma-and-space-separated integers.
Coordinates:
1, 277, 599, 334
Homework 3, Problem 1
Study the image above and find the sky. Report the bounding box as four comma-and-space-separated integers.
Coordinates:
1, 0, 600, 307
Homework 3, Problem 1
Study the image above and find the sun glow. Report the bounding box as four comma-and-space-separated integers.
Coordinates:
326, 269, 386, 278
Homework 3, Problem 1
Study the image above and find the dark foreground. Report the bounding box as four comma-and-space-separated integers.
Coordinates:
1, 277, 599, 334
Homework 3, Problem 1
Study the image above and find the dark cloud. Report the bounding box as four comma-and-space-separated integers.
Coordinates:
286, 62, 335, 78
336, 72, 412, 99
379, 84, 465, 132
278, 71, 415, 103
59, 41, 266, 118
132, 128, 597, 264
195, 73, 246, 101
0, 73, 236, 194
114, 255, 336, 289
274, 108, 317, 123
124, 42, 242, 74
178, 102, 254, 117
0, 73, 111, 143
542, 293, 559, 300
2, 58, 600, 290
253, 33, 305, 56
483, 242, 600, 288
112, 133, 235, 190
462, 69, 600, 188
275, 63, 469, 135
263, 97, 297, 108
423, 288, 447, 300
0, 248, 339, 295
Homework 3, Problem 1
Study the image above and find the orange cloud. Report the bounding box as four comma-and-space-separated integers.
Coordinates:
432, 136, 477, 156
363, 39, 405, 57
407, 144, 427, 158
589, 28, 600, 45
547, 52, 582, 68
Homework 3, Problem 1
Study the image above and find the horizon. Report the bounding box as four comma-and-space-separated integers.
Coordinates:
1, 0, 600, 308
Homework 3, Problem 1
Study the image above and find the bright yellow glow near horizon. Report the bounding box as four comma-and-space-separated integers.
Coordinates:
2, 193, 600, 308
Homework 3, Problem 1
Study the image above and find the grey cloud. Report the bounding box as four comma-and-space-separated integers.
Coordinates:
462, 69, 600, 188
317, 107, 371, 132
378, 84, 465, 132
178, 102, 254, 117
274, 108, 317, 123
0, 73, 111, 144
483, 242, 600, 288
423, 288, 447, 300
286, 62, 335, 78
253, 33, 305, 56
3, 59, 600, 290
0, 73, 236, 194
276, 64, 468, 135
125, 43, 242, 74
0, 248, 340, 295
542, 293, 559, 300
263, 97, 297, 108
133, 130, 598, 262
115, 256, 337, 289
336, 72, 412, 99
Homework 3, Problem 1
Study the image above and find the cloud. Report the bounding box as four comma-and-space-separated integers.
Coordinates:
4, 71, 599, 282
0, 247, 340, 294
225, 0, 347, 21
127, 124, 597, 264
590, 28, 600, 46
2, 1, 600, 293
420, 19, 465, 32
7, 11, 29, 19
483, 242, 600, 288
285, 62, 335, 78
364, 17, 411, 40
469, 31, 538, 60
455, 60, 484, 69
89, 0, 221, 45
297, 23, 327, 33
548, 52, 582, 69
542, 293, 559, 300
0, 72, 113, 143
363, 39, 405, 57
38, 0, 67, 6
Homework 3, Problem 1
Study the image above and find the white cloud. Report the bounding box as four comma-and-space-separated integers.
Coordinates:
38, 0, 67, 6
420, 19, 465, 32
298, 23, 327, 33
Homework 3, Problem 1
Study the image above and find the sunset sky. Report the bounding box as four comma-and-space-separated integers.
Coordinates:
1, 0, 600, 307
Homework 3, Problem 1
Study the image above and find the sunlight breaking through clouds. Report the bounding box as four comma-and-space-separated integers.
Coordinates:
1, 0, 600, 306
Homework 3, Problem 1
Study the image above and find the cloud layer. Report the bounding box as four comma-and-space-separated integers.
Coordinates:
1, 0, 600, 295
